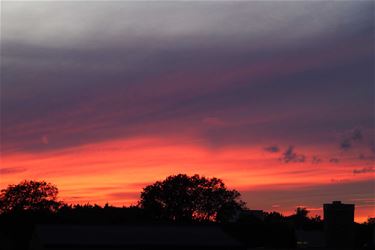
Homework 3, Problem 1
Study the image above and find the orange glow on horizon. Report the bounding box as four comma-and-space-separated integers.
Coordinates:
1, 136, 374, 222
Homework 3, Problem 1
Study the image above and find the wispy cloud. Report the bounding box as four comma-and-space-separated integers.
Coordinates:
351, 128, 363, 142
353, 167, 375, 174
340, 139, 352, 151
264, 145, 280, 153
280, 146, 306, 163
0, 167, 27, 175
311, 156, 322, 164
329, 158, 340, 163
340, 128, 364, 151
358, 154, 375, 161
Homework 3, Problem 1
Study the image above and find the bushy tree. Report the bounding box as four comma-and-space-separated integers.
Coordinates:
139, 174, 245, 222
365, 217, 375, 225
295, 207, 309, 218
0, 180, 61, 213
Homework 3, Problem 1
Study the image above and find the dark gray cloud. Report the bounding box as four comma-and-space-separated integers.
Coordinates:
280, 146, 306, 163
351, 128, 363, 141
311, 156, 323, 164
264, 145, 280, 153
370, 142, 375, 154
339, 128, 366, 151
329, 158, 340, 164
340, 139, 352, 151
353, 167, 375, 174
358, 154, 374, 161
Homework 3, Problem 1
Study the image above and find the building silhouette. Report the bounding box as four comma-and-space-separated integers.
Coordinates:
323, 201, 355, 248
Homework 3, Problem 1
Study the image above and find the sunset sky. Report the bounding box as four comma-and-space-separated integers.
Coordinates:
1, 1, 374, 222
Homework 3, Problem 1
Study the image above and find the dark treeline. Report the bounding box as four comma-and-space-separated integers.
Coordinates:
0, 176, 374, 249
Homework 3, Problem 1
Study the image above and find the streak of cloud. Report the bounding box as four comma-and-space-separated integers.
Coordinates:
339, 128, 365, 151
280, 146, 306, 163
329, 158, 340, 164
311, 156, 323, 164
264, 145, 280, 153
0, 167, 27, 175
340, 139, 352, 151
353, 167, 375, 174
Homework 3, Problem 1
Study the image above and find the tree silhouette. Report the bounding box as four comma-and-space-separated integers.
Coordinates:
139, 174, 245, 222
0, 180, 61, 214
295, 207, 309, 218
365, 217, 375, 225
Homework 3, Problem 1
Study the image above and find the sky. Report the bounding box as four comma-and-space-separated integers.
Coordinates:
1, 0, 374, 222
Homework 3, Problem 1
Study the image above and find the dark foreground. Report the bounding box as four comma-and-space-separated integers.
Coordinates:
0, 206, 374, 250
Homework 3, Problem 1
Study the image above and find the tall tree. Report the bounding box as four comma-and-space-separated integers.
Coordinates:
139, 174, 245, 222
0, 180, 61, 213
